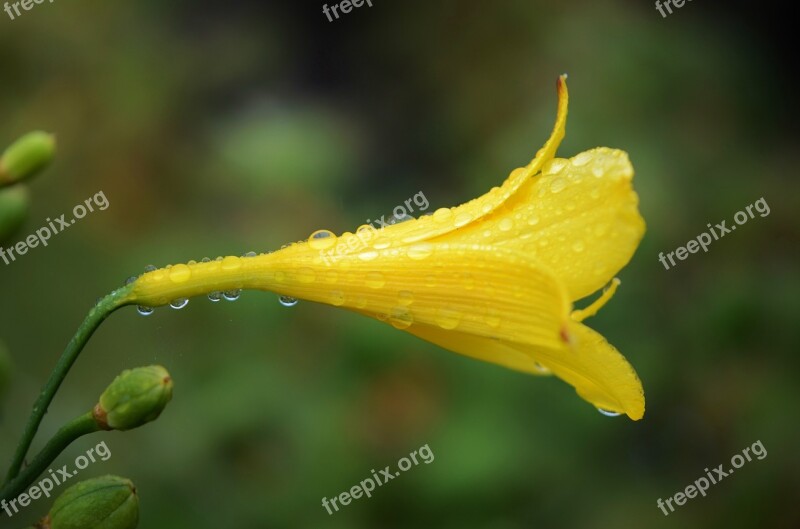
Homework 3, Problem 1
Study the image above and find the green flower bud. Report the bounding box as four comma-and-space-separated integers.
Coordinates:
0, 131, 56, 186
93, 365, 173, 431
0, 184, 30, 242
44, 475, 138, 529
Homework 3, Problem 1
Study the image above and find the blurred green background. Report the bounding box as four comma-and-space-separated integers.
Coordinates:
0, 1, 798, 528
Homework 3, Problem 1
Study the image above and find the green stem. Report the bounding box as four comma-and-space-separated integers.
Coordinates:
0, 412, 101, 502
3, 286, 132, 484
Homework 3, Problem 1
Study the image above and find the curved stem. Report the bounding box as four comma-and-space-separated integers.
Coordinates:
4, 286, 133, 483
0, 412, 101, 502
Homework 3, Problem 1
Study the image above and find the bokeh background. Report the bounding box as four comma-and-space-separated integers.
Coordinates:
1, 1, 798, 528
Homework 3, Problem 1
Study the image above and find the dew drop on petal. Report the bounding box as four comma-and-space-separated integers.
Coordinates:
572, 152, 592, 167
549, 177, 567, 194
572, 240, 586, 253
388, 307, 414, 329
358, 250, 379, 262
435, 306, 462, 330
201, 257, 211, 263
170, 298, 189, 310
144, 265, 157, 273
279, 295, 298, 307
398, 290, 414, 306
137, 306, 154, 316
433, 208, 452, 222
243, 251, 257, 258
223, 289, 241, 301
453, 212, 473, 228
498, 218, 514, 232
169, 264, 192, 283
408, 243, 434, 260
597, 408, 622, 417
207, 291, 222, 302
366, 272, 386, 289
222, 256, 241, 271
308, 230, 337, 250
124, 275, 138, 285
329, 291, 345, 306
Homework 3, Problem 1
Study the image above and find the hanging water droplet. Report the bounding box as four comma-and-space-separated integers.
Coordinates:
597, 408, 622, 417
308, 230, 337, 250
279, 295, 298, 307
137, 306, 154, 316
207, 291, 222, 302
223, 289, 241, 301
170, 298, 189, 310
144, 265, 157, 273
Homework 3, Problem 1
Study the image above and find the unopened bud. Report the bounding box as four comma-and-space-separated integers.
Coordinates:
93, 365, 173, 431
0, 131, 56, 185
0, 185, 30, 242
43, 475, 138, 529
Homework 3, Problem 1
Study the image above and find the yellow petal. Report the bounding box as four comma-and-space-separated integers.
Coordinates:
445, 147, 645, 301
535, 322, 645, 420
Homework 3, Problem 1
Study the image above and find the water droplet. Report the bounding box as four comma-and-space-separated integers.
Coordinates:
207, 291, 222, 302
549, 177, 567, 194
592, 165, 605, 178
435, 306, 462, 330
358, 250, 379, 262
398, 290, 414, 306
243, 251, 257, 258
201, 257, 211, 263
308, 230, 337, 250
453, 212, 473, 228
296, 267, 316, 283
597, 408, 622, 417
388, 306, 414, 329
124, 275, 138, 285
533, 362, 550, 374
223, 289, 241, 301
543, 158, 568, 175
572, 152, 592, 167
372, 237, 391, 250
144, 265, 157, 273
328, 291, 345, 306
498, 218, 514, 232
219, 257, 240, 271
408, 243, 433, 260
169, 264, 192, 283
170, 298, 189, 310
354, 296, 368, 309
137, 306, 154, 316
366, 272, 385, 289
527, 215, 540, 226
433, 208, 453, 222
279, 295, 298, 307
572, 240, 586, 253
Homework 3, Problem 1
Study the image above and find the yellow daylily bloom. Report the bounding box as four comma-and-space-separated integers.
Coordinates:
126, 75, 646, 420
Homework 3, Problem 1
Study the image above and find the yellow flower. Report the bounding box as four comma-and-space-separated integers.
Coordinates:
127, 75, 646, 420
